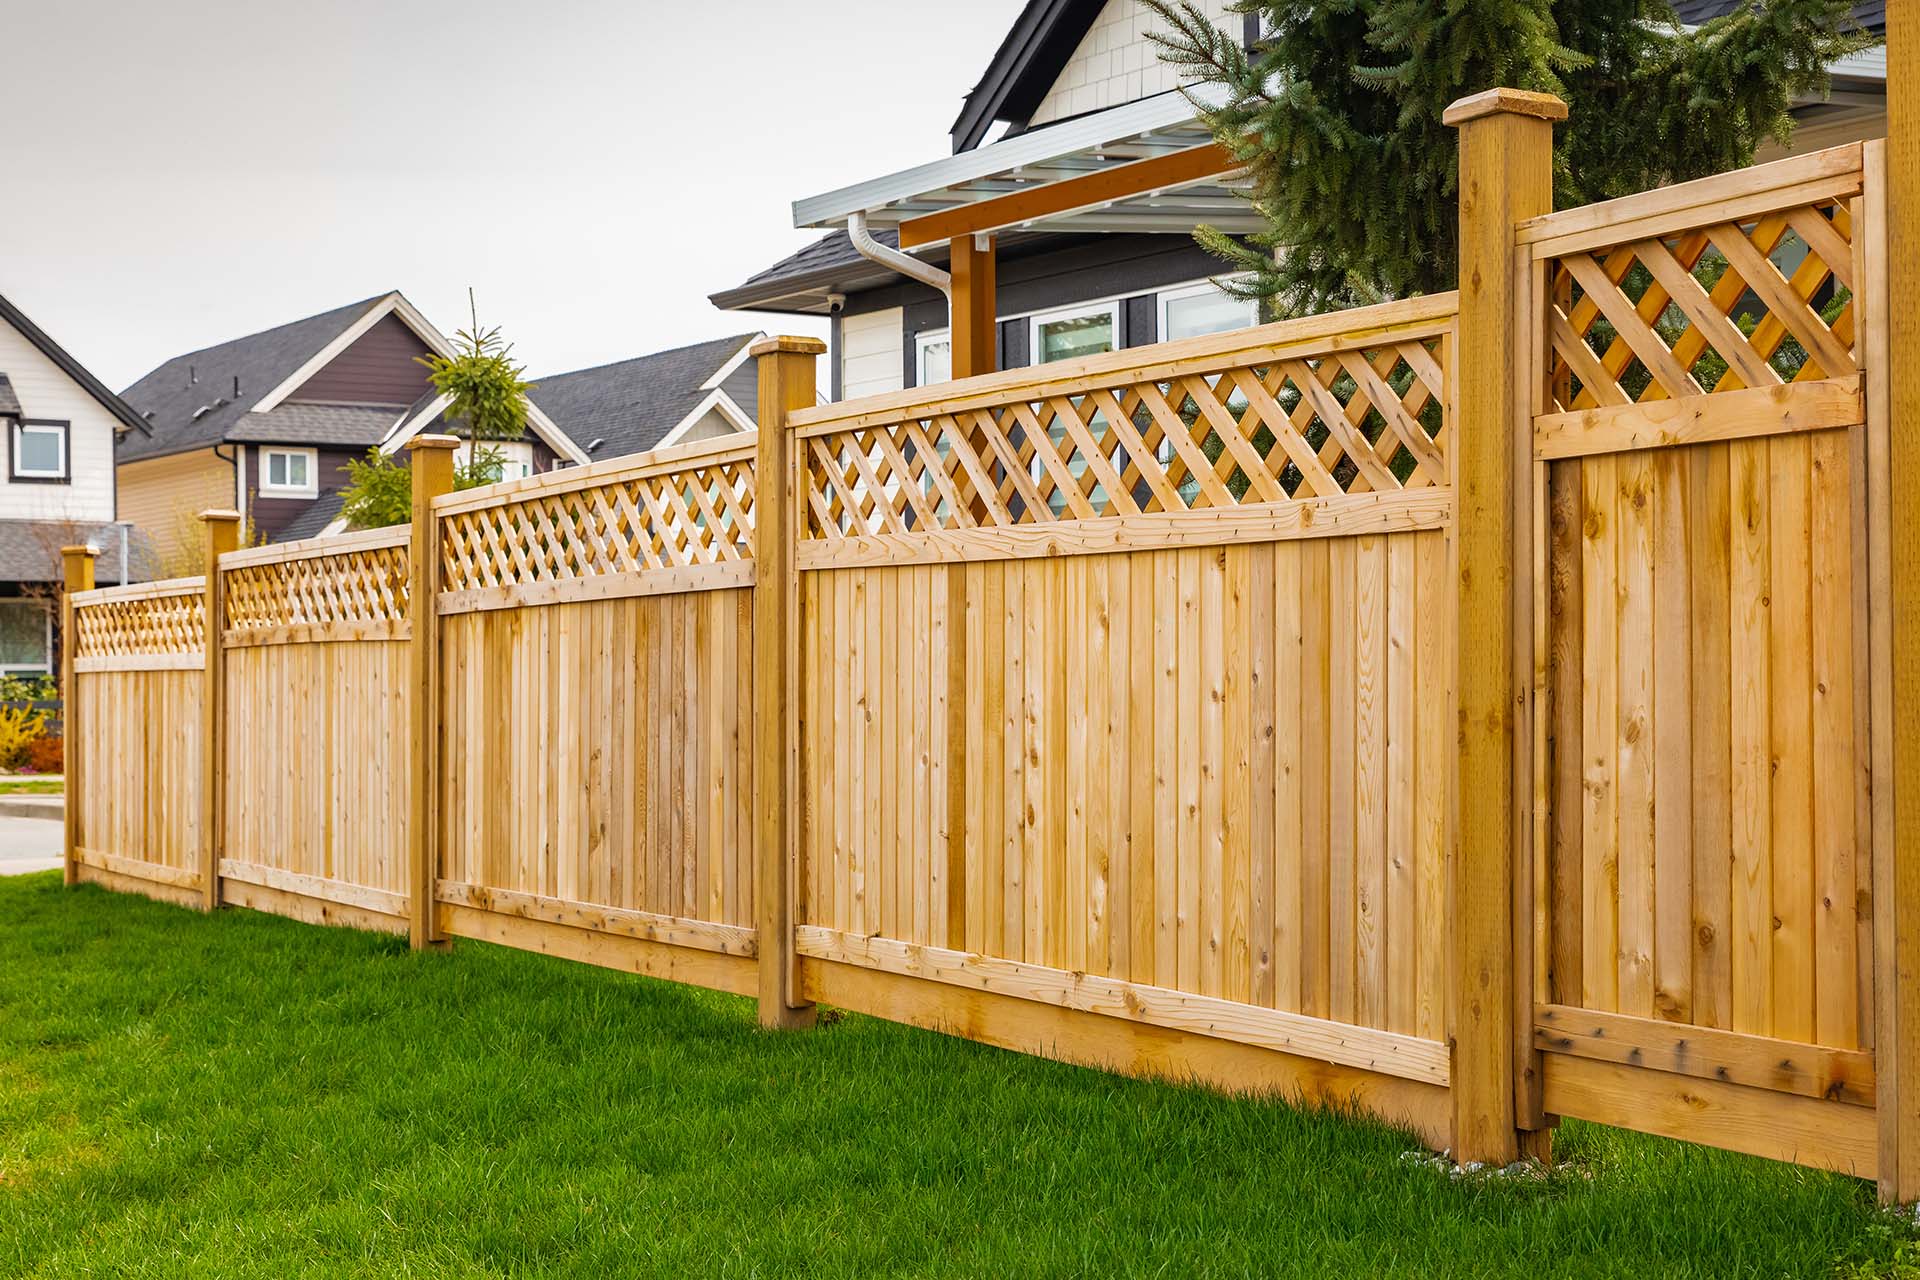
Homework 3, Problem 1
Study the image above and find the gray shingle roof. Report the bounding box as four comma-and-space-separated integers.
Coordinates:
226, 403, 401, 447
710, 230, 912, 313
528, 334, 760, 461
1672, 0, 1883, 29
0, 519, 131, 584
272, 491, 347, 543
0, 375, 20, 418
117, 295, 388, 462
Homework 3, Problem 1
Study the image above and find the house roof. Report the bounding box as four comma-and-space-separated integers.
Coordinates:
0, 292, 151, 439
0, 375, 20, 419
0, 519, 131, 585
525, 334, 761, 460
1674, 0, 1883, 30
273, 490, 347, 543
710, 228, 923, 314
118, 294, 386, 463
951, 0, 1106, 153
226, 402, 400, 448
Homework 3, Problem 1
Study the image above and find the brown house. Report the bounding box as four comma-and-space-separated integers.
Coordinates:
116, 291, 587, 570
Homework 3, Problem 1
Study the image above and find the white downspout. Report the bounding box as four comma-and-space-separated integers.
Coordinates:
847, 211, 952, 300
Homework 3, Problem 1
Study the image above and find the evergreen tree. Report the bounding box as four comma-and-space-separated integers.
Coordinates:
1142, 0, 1874, 315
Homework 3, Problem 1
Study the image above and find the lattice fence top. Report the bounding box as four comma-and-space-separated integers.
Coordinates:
436, 439, 756, 594
221, 531, 410, 631
787, 298, 1454, 543
1529, 145, 1861, 418
73, 580, 205, 658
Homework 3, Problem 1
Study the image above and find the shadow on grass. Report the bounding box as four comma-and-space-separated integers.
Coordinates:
0, 871, 1910, 1279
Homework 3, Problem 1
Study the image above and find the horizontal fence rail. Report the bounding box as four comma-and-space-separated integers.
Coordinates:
59, 129, 1914, 1193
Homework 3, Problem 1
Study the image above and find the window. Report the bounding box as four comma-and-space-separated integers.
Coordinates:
0, 599, 51, 675
915, 329, 952, 387
10, 420, 68, 482
1159, 280, 1259, 342
1030, 302, 1120, 365
458, 440, 535, 483
260, 446, 317, 497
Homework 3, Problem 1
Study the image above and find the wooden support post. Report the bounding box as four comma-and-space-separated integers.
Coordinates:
752, 335, 826, 1028
199, 510, 241, 912
408, 435, 459, 950
1881, 2, 1920, 1207
59, 543, 95, 887
1444, 87, 1566, 1167
950, 234, 997, 379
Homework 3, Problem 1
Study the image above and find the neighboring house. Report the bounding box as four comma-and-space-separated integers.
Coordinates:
712, 0, 1889, 398
0, 290, 153, 678
117, 291, 589, 564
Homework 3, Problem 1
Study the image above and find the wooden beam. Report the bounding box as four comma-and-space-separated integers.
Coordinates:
407, 435, 458, 949
950, 235, 997, 379
58, 544, 94, 888
1444, 86, 1566, 1167
1881, 0, 1920, 1207
897, 143, 1240, 250
198, 510, 240, 913
752, 335, 827, 1029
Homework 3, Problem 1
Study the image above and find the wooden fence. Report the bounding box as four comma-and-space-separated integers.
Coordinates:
58, 88, 1920, 1202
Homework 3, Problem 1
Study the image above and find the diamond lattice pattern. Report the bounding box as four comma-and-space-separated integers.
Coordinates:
224, 543, 410, 630
439, 458, 757, 592
801, 339, 1448, 541
1546, 201, 1856, 413
74, 590, 206, 658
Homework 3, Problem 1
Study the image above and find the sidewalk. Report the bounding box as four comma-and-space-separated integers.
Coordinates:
0, 816, 61, 874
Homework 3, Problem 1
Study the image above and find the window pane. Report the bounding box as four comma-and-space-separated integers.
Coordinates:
287, 453, 308, 487
1164, 288, 1255, 341
0, 601, 49, 666
1036, 312, 1114, 364
17, 427, 61, 474
268, 452, 287, 485
921, 339, 951, 386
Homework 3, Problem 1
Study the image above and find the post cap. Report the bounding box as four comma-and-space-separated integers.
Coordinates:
1442, 88, 1568, 127
198, 508, 242, 524
749, 336, 828, 359
410, 434, 461, 450
59, 544, 96, 558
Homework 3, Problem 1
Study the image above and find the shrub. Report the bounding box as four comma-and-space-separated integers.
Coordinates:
0, 706, 48, 771
0, 674, 55, 702
23, 735, 61, 774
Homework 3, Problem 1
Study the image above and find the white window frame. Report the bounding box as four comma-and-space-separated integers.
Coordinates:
0, 598, 52, 675
1156, 278, 1260, 343
914, 328, 952, 387
259, 446, 318, 498
10, 420, 69, 482
457, 440, 535, 483
1028, 299, 1123, 366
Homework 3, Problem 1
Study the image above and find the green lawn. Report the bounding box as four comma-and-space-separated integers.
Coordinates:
1, 870, 1913, 1279
0, 778, 62, 796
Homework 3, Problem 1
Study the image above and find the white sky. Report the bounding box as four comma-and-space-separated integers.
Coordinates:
0, 0, 1025, 390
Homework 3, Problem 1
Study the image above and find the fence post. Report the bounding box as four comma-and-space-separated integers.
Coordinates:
59, 543, 96, 887
408, 435, 459, 950
751, 335, 826, 1029
1444, 87, 1565, 1167
199, 510, 241, 912
1881, 3, 1920, 1206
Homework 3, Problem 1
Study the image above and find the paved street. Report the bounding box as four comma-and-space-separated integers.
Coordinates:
0, 815, 62, 875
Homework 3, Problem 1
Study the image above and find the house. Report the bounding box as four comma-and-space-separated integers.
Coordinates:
117, 291, 590, 565
712, 0, 1889, 396
0, 289, 153, 678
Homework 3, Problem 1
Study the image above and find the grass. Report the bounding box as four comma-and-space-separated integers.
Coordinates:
1, 871, 1913, 1279
0, 778, 61, 796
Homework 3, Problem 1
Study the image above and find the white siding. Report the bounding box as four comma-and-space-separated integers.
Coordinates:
0, 317, 121, 523
1029, 0, 1238, 128
839, 307, 904, 402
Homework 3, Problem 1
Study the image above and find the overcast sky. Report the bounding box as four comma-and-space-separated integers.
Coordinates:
1, 0, 1025, 390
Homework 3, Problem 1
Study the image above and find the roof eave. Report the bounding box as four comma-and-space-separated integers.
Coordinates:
0, 292, 153, 437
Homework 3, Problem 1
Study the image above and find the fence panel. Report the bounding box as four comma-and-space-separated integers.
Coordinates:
1525, 141, 1880, 1175
215, 529, 413, 931
430, 437, 760, 995
791, 298, 1459, 1142
68, 578, 206, 904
